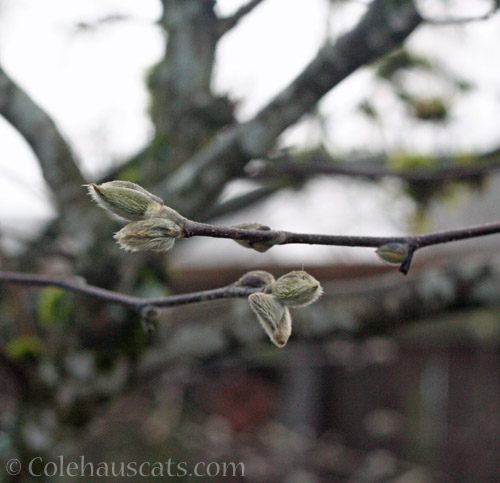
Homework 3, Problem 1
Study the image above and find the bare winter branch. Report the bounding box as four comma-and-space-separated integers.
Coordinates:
0, 65, 85, 209
180, 219, 500, 274
88, 180, 500, 275
217, 0, 266, 37
0, 270, 258, 310
157, 0, 422, 217
249, 150, 500, 184
418, 3, 500, 25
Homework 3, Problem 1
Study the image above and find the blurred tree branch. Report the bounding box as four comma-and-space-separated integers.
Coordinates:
156, 0, 422, 217
217, 0, 266, 37
418, 1, 500, 25
249, 149, 500, 183
0, 65, 85, 210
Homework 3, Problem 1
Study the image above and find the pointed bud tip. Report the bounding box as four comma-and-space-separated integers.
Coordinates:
248, 293, 292, 347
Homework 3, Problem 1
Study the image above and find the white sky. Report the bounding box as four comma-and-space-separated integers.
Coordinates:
0, 0, 499, 265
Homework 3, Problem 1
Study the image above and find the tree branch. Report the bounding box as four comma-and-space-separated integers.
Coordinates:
139, 255, 500, 371
249, 150, 500, 184
180, 219, 500, 275
217, 0, 266, 37
0, 271, 258, 311
418, 3, 500, 25
88, 180, 500, 275
204, 186, 278, 220
0, 65, 86, 209
157, 0, 422, 217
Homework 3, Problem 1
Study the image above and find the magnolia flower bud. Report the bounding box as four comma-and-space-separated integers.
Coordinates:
375, 243, 409, 265
86, 181, 165, 221
272, 270, 323, 307
248, 293, 291, 347
232, 222, 274, 253
113, 218, 183, 252
236, 270, 275, 288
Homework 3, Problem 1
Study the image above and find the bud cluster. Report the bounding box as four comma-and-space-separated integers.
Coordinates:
87, 182, 325, 350
246, 270, 323, 347
87, 181, 184, 253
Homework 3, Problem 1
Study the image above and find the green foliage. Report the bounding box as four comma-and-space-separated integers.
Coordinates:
376, 49, 433, 81
410, 97, 449, 122
38, 287, 73, 329
388, 153, 438, 171
6, 335, 45, 362
388, 153, 487, 215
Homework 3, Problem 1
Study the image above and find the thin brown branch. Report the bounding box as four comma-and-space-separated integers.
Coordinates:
217, 0, 266, 37
179, 218, 500, 274
0, 65, 86, 209
0, 271, 258, 310
182, 219, 500, 248
87, 180, 500, 276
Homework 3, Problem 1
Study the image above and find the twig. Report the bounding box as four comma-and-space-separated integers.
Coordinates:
180, 219, 500, 274
0, 271, 258, 310
87, 181, 500, 275
205, 186, 278, 220
217, 0, 265, 37
418, 4, 500, 25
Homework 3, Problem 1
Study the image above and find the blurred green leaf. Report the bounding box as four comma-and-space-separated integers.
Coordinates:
38, 286, 73, 328
6, 335, 45, 362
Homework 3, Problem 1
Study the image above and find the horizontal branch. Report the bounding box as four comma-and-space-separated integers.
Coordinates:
181, 218, 500, 274
250, 150, 500, 184
87, 180, 500, 276
0, 271, 258, 311
183, 219, 500, 248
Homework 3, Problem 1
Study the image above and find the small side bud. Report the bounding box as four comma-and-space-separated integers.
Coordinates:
375, 243, 409, 265
232, 222, 274, 253
86, 181, 165, 221
248, 293, 291, 347
113, 218, 183, 252
236, 270, 275, 288
141, 305, 159, 334
272, 270, 323, 307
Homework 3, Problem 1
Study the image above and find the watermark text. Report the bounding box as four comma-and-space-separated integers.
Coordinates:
5, 456, 245, 478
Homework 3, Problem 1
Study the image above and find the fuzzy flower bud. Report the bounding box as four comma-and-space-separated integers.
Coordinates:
236, 270, 275, 288
232, 222, 274, 253
113, 218, 183, 252
271, 270, 323, 307
375, 243, 409, 265
248, 293, 291, 348
86, 181, 166, 221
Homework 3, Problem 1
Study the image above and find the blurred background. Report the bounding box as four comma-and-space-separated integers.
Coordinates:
1, 0, 500, 481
